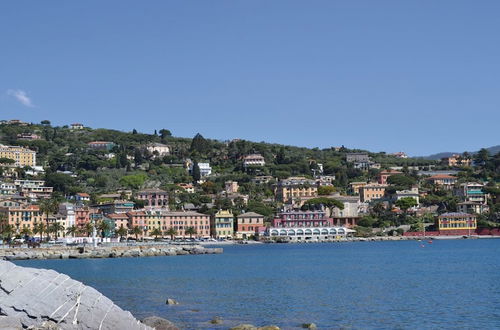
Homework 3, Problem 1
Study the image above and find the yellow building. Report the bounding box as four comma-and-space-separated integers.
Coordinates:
437, 212, 477, 231
359, 184, 387, 202
0, 145, 36, 167
212, 210, 234, 238
275, 177, 318, 203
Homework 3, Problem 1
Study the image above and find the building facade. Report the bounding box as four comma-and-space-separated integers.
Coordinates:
235, 212, 264, 239
275, 177, 318, 203
359, 184, 387, 202
212, 210, 234, 238
0, 145, 36, 167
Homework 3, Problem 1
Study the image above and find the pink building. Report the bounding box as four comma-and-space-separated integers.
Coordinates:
271, 210, 333, 228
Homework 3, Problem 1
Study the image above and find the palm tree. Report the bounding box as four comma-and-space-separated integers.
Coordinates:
116, 226, 128, 240
50, 222, 65, 240
150, 228, 162, 240
66, 225, 78, 237
165, 227, 177, 240
1, 224, 14, 243
185, 226, 197, 239
97, 221, 111, 239
131, 226, 142, 240
83, 223, 94, 237
39, 198, 59, 241
33, 223, 46, 241
20, 227, 32, 238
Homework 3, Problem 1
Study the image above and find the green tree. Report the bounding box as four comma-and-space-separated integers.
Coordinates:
185, 226, 197, 239
1, 224, 15, 242
192, 161, 201, 182
190, 133, 209, 153
395, 197, 418, 212
317, 186, 335, 196
97, 221, 111, 238
39, 198, 60, 240
49, 222, 64, 240
116, 226, 128, 240
20, 227, 32, 237
165, 227, 177, 240
66, 225, 78, 237
131, 226, 142, 240
302, 197, 344, 210
150, 228, 163, 239
33, 223, 46, 241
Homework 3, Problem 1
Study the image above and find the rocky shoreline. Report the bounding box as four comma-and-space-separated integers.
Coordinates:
0, 244, 223, 261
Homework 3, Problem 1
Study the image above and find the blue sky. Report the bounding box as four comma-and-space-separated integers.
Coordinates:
1, 1, 499, 156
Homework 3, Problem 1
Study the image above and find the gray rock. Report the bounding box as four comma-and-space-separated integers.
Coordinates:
302, 323, 317, 329
0, 260, 152, 330
142, 316, 179, 330
0, 316, 23, 330
230, 324, 258, 330
259, 327, 280, 330
210, 316, 223, 324
166, 298, 179, 305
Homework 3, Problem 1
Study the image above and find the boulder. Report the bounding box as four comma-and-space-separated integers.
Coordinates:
259, 327, 280, 330
302, 323, 317, 329
210, 316, 223, 324
166, 298, 179, 305
0, 260, 152, 330
231, 324, 258, 330
142, 316, 179, 330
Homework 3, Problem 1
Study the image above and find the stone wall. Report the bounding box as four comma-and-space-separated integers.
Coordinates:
0, 245, 223, 261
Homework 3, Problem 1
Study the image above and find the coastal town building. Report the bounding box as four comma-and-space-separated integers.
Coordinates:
235, 212, 264, 239
390, 152, 408, 159
177, 183, 195, 193
457, 202, 489, 215
16, 133, 42, 141
70, 123, 84, 130
329, 195, 365, 228
251, 176, 274, 184
346, 153, 370, 163
275, 177, 318, 203
136, 188, 169, 209
94, 200, 134, 215
427, 174, 457, 190
225, 181, 239, 194
437, 212, 476, 232
455, 182, 488, 205
359, 184, 387, 202
0, 145, 36, 167
349, 182, 367, 195
377, 170, 402, 185
87, 141, 116, 151
242, 154, 266, 167
353, 161, 380, 171
212, 210, 234, 238
267, 210, 353, 241
442, 154, 471, 167
0, 204, 45, 235
145, 143, 170, 158
393, 187, 420, 205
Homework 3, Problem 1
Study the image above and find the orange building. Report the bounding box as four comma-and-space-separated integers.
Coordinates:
359, 184, 388, 202
0, 205, 46, 235
377, 170, 402, 185
236, 212, 264, 239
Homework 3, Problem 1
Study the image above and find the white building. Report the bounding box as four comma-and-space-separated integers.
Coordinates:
394, 187, 420, 205
146, 143, 170, 158
198, 163, 212, 177
243, 154, 266, 167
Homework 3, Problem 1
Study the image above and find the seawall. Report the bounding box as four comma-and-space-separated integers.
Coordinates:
0, 244, 223, 261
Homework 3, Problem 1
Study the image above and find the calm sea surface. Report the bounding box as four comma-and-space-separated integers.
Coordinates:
14, 240, 500, 329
